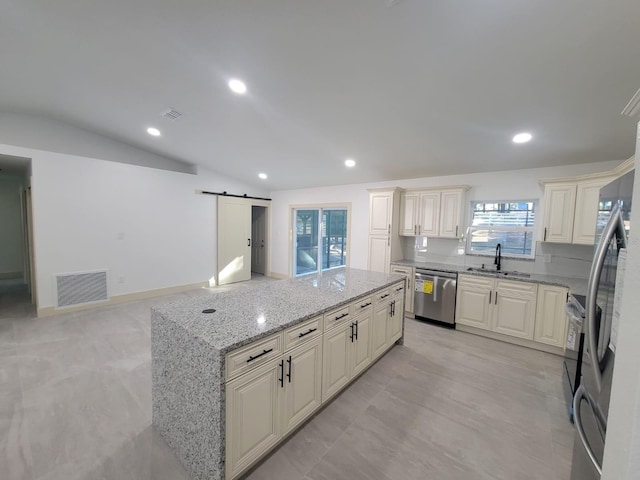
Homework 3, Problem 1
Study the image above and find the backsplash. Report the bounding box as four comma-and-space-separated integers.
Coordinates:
402, 236, 593, 278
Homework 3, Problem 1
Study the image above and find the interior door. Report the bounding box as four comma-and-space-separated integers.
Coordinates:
218, 196, 251, 285
251, 206, 266, 275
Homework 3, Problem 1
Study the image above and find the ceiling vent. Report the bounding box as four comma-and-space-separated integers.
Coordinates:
621, 87, 640, 117
161, 108, 184, 121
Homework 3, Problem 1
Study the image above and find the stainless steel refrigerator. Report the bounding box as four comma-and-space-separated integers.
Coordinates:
570, 170, 634, 479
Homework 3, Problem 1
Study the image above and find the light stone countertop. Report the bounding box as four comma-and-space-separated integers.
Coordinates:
151, 267, 405, 354
391, 259, 588, 296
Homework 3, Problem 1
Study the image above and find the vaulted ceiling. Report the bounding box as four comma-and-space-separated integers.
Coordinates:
1, 0, 639, 190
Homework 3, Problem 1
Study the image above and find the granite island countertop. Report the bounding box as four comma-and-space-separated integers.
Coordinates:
152, 267, 405, 355
392, 259, 588, 296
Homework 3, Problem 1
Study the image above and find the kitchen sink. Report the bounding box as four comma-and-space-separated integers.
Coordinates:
466, 267, 531, 278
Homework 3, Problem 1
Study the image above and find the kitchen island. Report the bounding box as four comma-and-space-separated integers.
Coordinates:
151, 268, 405, 480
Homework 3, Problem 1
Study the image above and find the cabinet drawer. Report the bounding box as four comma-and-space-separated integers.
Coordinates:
225, 333, 283, 381
390, 281, 405, 297
373, 288, 391, 304
283, 316, 322, 351
323, 304, 351, 331
457, 274, 494, 289
352, 296, 373, 319
496, 279, 537, 298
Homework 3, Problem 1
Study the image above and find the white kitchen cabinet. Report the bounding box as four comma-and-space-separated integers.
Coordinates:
390, 264, 414, 313
455, 274, 493, 330
371, 283, 404, 360
541, 175, 613, 245
439, 189, 465, 238
322, 304, 374, 402
542, 183, 576, 243
492, 279, 537, 340
226, 359, 281, 479
367, 188, 402, 273
456, 274, 537, 340
534, 284, 569, 348
281, 337, 323, 434
573, 177, 612, 245
398, 187, 467, 238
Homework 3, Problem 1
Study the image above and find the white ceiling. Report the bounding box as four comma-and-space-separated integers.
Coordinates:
1, 0, 639, 190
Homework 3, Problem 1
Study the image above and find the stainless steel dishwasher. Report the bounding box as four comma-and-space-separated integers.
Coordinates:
414, 269, 457, 327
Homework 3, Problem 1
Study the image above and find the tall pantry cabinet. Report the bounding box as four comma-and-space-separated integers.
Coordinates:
367, 188, 403, 273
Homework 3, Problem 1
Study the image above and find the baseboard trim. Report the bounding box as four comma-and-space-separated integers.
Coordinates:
0, 271, 23, 280
456, 324, 565, 356
37, 282, 208, 317
268, 271, 289, 280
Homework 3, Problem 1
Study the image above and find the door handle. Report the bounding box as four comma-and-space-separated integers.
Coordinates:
286, 356, 292, 383
350, 323, 355, 342
455, 225, 458, 237
543, 227, 547, 241
494, 292, 498, 305
573, 385, 605, 475
247, 238, 251, 246
587, 202, 627, 392
355, 320, 358, 340
278, 360, 284, 388
489, 291, 492, 304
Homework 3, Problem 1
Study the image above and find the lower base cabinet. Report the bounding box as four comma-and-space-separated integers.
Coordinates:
226, 336, 323, 479
225, 280, 405, 479
534, 284, 569, 348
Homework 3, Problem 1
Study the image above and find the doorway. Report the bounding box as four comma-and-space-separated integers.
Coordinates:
251, 206, 267, 276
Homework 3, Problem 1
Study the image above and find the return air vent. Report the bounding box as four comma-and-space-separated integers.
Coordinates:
55, 271, 109, 308
161, 108, 184, 121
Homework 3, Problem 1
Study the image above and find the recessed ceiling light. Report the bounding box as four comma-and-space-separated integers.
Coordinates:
258, 173, 267, 180
147, 127, 161, 137
345, 158, 356, 168
512, 132, 532, 143
228, 79, 247, 95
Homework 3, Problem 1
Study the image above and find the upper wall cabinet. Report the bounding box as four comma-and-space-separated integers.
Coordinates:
542, 177, 612, 245
399, 186, 469, 238
540, 157, 634, 245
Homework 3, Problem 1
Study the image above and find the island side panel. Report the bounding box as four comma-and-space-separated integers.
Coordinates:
151, 309, 225, 480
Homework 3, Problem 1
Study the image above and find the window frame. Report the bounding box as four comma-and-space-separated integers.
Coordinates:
465, 199, 537, 260
289, 203, 351, 277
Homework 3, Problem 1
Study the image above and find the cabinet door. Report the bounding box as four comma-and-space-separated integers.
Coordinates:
534, 285, 568, 348
439, 190, 464, 238
390, 266, 413, 313
282, 337, 323, 435
321, 323, 352, 402
455, 275, 492, 330
369, 192, 393, 235
387, 294, 404, 344
572, 178, 611, 245
399, 193, 419, 236
367, 235, 390, 273
418, 192, 440, 236
226, 361, 281, 479
543, 183, 576, 243
492, 280, 537, 340
218, 196, 252, 285
372, 303, 390, 359
351, 314, 373, 377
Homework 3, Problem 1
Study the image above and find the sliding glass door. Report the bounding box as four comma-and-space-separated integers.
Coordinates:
294, 207, 348, 276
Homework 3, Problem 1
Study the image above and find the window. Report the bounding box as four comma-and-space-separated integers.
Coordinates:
466, 201, 536, 258
293, 207, 349, 276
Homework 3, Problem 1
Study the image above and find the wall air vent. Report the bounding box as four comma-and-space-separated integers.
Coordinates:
55, 270, 109, 308
622, 87, 640, 117
161, 108, 184, 121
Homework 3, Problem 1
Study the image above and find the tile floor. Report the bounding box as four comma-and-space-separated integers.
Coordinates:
0, 278, 574, 480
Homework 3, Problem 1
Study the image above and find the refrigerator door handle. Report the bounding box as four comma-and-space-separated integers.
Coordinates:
586, 202, 627, 392
573, 384, 605, 476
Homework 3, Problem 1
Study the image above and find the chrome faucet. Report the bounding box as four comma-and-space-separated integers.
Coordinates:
495, 243, 502, 271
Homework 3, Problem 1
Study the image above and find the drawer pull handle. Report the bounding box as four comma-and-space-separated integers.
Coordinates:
247, 348, 273, 363
335, 313, 349, 321
360, 302, 372, 308
298, 328, 317, 338
396, 287, 403, 292
380, 294, 390, 299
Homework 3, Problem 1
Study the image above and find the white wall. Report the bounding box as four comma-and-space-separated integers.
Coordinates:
0, 143, 267, 309
0, 112, 195, 174
602, 124, 640, 479
0, 175, 25, 277
269, 160, 620, 276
